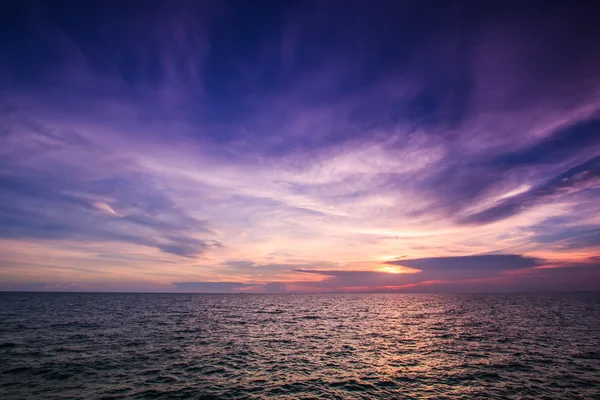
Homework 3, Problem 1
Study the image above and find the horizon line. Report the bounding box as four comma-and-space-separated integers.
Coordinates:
1, 290, 598, 295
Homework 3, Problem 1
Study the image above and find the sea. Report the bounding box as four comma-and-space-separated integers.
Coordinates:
1, 292, 599, 399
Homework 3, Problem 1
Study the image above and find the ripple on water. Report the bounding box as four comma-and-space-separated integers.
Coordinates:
0, 292, 599, 399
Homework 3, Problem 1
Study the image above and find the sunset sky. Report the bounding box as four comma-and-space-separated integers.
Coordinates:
1, 1, 599, 292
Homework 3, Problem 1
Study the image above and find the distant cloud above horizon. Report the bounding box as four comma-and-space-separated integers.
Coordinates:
0, 0, 599, 292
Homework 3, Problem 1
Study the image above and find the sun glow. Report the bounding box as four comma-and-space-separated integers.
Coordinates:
377, 265, 421, 274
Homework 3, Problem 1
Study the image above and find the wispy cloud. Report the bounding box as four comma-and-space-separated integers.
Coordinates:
0, 1, 599, 291
459, 156, 600, 225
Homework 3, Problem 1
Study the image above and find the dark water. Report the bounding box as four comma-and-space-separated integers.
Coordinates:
1, 293, 599, 399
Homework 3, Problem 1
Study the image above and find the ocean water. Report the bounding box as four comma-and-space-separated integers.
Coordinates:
0, 293, 599, 399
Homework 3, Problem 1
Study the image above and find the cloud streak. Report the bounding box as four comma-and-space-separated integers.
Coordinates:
0, 1, 599, 291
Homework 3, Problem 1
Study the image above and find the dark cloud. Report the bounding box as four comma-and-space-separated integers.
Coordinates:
460, 156, 600, 225
294, 255, 542, 290
293, 255, 599, 292
492, 118, 600, 168
0, 171, 218, 257
294, 269, 415, 289
219, 260, 336, 280
0, 109, 218, 258
154, 239, 218, 258
386, 254, 541, 270
407, 115, 600, 225
498, 264, 600, 292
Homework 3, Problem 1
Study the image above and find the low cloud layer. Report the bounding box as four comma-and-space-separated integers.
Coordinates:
171, 282, 260, 293
168, 255, 598, 293
387, 254, 541, 270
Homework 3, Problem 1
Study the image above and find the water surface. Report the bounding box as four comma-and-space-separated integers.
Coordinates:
1, 293, 599, 399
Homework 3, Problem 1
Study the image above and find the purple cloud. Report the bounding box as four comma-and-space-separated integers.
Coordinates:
459, 156, 600, 225
386, 254, 542, 270
0, 1, 599, 290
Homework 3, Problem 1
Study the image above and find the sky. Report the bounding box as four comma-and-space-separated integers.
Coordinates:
0, 0, 599, 293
